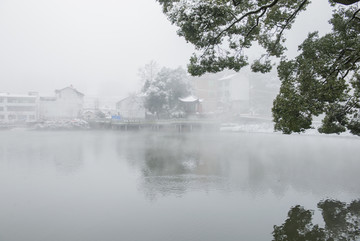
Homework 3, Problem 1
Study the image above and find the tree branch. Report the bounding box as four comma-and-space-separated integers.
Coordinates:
212, 0, 280, 44
333, 0, 360, 5
245, 8, 267, 38
275, 0, 309, 45
232, 0, 241, 7
347, 8, 360, 24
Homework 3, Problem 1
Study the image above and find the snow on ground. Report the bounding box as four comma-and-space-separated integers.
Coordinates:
220, 121, 360, 139
220, 122, 275, 133
35, 119, 90, 130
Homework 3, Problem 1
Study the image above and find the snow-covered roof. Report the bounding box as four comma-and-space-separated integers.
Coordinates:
179, 95, 203, 103
0, 93, 37, 98
117, 94, 145, 104
219, 73, 238, 81
55, 86, 84, 96
83, 109, 95, 113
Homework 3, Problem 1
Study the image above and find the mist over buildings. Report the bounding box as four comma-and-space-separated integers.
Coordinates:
0, 0, 332, 100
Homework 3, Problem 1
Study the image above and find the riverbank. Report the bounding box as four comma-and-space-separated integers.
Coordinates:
2, 118, 359, 138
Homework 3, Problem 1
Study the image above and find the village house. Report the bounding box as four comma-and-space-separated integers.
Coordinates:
191, 70, 250, 115
116, 94, 146, 120
39, 86, 84, 120
82, 109, 106, 120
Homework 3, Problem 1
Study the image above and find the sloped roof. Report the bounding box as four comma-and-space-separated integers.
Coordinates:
179, 95, 203, 103
55, 86, 84, 96
218, 73, 238, 81
116, 94, 145, 104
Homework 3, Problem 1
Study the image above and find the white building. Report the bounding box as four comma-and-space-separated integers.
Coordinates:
217, 72, 250, 114
0, 92, 39, 123
116, 94, 146, 120
191, 70, 250, 115
39, 86, 84, 120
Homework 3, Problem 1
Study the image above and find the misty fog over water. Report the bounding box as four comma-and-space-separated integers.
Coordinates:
1, 0, 359, 239
0, 130, 359, 241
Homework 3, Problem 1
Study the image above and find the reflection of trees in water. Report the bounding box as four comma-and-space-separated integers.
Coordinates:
142, 143, 201, 177
273, 199, 360, 241
126, 134, 231, 199
121, 133, 360, 199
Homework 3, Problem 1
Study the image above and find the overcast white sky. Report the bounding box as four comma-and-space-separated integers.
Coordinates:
0, 0, 332, 98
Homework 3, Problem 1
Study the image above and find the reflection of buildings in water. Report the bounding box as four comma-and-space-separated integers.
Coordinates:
3, 131, 360, 199
0, 132, 84, 175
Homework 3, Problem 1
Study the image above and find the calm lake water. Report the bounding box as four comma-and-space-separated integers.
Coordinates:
0, 130, 359, 241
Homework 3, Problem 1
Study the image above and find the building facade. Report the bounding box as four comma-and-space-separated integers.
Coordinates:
1, 86, 85, 123
0, 92, 39, 123
191, 71, 250, 115
39, 86, 84, 120
116, 94, 146, 120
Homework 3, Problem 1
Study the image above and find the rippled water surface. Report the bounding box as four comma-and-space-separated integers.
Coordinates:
0, 130, 359, 241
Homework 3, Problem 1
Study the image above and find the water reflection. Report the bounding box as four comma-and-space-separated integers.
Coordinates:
273, 199, 360, 241
118, 133, 230, 199
0, 131, 84, 174
1, 131, 360, 241
119, 133, 360, 199
2, 131, 360, 198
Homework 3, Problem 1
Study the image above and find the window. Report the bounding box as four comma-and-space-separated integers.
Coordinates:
7, 97, 36, 103
8, 115, 16, 120
18, 115, 27, 121
209, 80, 216, 88
7, 106, 36, 111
